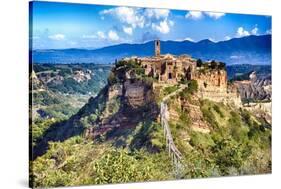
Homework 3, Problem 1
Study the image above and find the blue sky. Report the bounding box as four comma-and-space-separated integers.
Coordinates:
30, 1, 272, 49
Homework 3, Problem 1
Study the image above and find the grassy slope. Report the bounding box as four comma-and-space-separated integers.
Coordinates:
30, 62, 271, 187
168, 94, 271, 178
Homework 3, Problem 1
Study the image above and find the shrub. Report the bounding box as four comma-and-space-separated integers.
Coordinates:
211, 138, 245, 175
107, 72, 117, 85
213, 104, 224, 118
187, 80, 198, 94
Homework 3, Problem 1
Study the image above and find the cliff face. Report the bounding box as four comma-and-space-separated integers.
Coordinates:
234, 72, 271, 101
195, 69, 241, 106
123, 80, 154, 108
30, 70, 46, 91
32, 70, 158, 158
83, 65, 158, 139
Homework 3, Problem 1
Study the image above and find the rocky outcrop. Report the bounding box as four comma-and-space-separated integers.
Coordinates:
234, 72, 271, 101
195, 69, 241, 107
83, 67, 158, 139
124, 80, 154, 108
73, 70, 92, 83
181, 96, 210, 133
30, 70, 45, 91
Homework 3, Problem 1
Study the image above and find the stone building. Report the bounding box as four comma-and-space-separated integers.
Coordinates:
130, 40, 198, 84
123, 40, 241, 106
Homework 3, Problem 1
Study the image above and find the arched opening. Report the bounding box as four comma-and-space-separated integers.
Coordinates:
168, 72, 172, 79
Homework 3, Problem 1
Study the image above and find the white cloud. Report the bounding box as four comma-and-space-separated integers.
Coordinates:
101, 7, 175, 35
266, 29, 272, 34
108, 30, 119, 41
184, 37, 194, 42
100, 7, 145, 29
152, 19, 170, 34
169, 20, 174, 26
48, 34, 65, 40
224, 36, 231, 40
185, 11, 203, 20
208, 38, 217, 42
251, 26, 258, 35
123, 26, 133, 35
236, 27, 250, 37
144, 9, 170, 20
186, 11, 225, 20
204, 12, 225, 19
97, 31, 106, 39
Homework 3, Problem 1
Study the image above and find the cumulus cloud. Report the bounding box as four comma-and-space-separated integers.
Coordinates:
204, 12, 225, 19
123, 26, 133, 35
97, 31, 106, 39
108, 30, 119, 41
236, 26, 259, 38
184, 37, 194, 42
236, 27, 250, 37
48, 34, 65, 40
185, 11, 225, 20
224, 36, 231, 40
101, 7, 173, 34
185, 11, 203, 20
144, 9, 170, 20
100, 7, 145, 29
152, 19, 170, 34
82, 31, 108, 40
251, 26, 258, 35
208, 38, 217, 42
266, 29, 272, 34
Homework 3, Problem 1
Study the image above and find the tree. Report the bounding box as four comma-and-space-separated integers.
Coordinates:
196, 59, 203, 67
218, 62, 226, 70
210, 60, 217, 69
108, 72, 117, 85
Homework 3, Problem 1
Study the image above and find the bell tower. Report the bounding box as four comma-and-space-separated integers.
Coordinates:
155, 39, 160, 57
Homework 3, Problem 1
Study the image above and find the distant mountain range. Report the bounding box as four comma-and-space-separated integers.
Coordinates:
32, 34, 271, 65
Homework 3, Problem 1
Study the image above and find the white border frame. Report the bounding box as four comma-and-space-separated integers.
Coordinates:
1, 0, 280, 189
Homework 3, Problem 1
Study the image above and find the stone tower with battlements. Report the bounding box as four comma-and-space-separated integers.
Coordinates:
155, 39, 160, 57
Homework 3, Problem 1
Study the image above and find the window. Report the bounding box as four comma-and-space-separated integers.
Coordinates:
168, 73, 172, 79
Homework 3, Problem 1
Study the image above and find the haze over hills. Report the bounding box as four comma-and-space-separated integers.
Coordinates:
32, 34, 271, 65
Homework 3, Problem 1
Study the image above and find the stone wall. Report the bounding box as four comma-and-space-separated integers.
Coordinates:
195, 69, 241, 106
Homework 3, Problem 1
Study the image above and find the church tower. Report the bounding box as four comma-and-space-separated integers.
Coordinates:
155, 39, 160, 57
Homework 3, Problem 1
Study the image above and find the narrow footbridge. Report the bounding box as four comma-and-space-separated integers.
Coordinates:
160, 85, 187, 174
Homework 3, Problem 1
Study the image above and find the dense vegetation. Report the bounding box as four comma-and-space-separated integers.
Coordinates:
33, 64, 112, 95
30, 64, 112, 155
31, 121, 174, 188
168, 91, 271, 178
30, 62, 271, 187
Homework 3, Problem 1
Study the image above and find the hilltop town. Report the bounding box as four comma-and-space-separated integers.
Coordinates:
120, 40, 241, 107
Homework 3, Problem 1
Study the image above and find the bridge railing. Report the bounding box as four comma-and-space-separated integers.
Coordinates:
160, 102, 182, 160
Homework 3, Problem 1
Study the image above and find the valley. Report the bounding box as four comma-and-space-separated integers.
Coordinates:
30, 40, 271, 188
